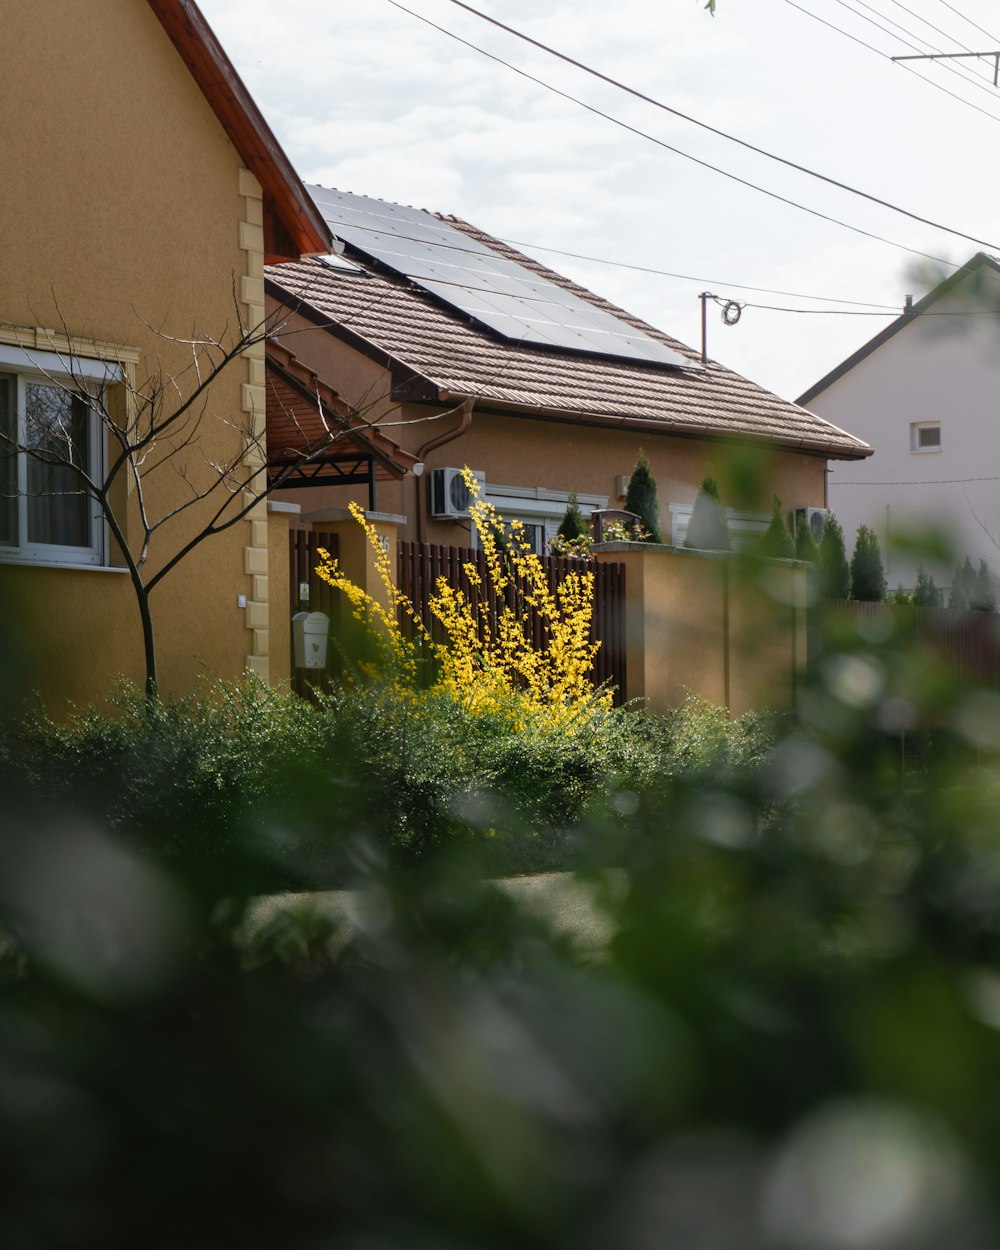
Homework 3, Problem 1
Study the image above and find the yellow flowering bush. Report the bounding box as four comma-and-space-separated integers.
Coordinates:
315, 470, 612, 730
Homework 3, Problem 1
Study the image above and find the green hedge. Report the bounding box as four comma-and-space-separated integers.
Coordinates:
3, 680, 774, 886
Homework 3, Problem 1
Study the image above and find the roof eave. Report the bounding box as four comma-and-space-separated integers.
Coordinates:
267, 275, 872, 462
432, 390, 874, 461
797, 252, 1000, 406
147, 0, 331, 260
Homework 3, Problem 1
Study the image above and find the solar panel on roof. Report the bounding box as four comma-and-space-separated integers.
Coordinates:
306, 186, 698, 370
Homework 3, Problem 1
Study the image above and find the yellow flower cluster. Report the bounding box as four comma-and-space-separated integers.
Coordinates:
314, 471, 611, 730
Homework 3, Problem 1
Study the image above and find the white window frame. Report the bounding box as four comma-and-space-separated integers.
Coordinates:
0, 346, 114, 567
668, 502, 770, 551
910, 421, 941, 453
473, 483, 609, 554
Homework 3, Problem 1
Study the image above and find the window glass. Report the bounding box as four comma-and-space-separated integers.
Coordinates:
0, 374, 15, 546
25, 383, 91, 547
911, 422, 941, 452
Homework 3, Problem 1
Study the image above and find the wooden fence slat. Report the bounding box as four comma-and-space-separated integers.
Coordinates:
396, 541, 626, 704
813, 600, 1000, 693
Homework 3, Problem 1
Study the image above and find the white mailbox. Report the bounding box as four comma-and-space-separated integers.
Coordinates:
292, 611, 329, 669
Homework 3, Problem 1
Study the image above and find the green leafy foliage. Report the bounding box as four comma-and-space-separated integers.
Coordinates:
8, 588, 1000, 1243
756, 494, 795, 560
850, 523, 887, 602
3, 680, 772, 885
685, 472, 731, 551
623, 448, 662, 544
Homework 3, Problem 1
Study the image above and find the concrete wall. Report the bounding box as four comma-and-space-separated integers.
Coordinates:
595, 544, 806, 715
1, 1, 272, 712
814, 264, 1000, 591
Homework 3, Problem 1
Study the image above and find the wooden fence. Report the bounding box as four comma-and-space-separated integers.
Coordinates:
397, 541, 626, 703
815, 601, 1000, 690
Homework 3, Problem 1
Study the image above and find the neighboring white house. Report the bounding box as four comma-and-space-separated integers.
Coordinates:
797, 253, 1000, 592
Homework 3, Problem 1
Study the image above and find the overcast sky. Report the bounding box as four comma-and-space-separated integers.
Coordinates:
199, 0, 1000, 401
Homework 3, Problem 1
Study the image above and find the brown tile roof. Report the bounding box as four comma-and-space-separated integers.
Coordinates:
266, 199, 871, 461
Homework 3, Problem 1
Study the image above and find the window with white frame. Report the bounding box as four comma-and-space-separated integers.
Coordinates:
910, 421, 941, 452
0, 364, 105, 566
473, 483, 609, 554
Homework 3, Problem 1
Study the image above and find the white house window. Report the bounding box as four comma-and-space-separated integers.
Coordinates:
910, 421, 941, 452
473, 483, 609, 554
0, 369, 104, 566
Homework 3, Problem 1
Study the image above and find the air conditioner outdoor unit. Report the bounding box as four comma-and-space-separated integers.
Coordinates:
793, 507, 830, 543
430, 467, 486, 519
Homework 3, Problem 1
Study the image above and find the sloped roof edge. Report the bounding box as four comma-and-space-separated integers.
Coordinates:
267, 272, 872, 462
797, 252, 1000, 406
147, 0, 330, 260
266, 341, 417, 476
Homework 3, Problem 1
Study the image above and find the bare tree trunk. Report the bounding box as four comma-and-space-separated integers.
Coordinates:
139, 591, 158, 702
123, 562, 157, 700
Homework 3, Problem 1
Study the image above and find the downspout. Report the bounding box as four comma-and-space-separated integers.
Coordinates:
415, 396, 475, 543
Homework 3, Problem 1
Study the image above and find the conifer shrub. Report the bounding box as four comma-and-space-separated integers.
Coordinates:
556, 492, 588, 542
794, 517, 821, 563
622, 449, 662, 543
819, 513, 851, 600
912, 564, 942, 608
756, 495, 796, 560
685, 473, 730, 551
850, 524, 886, 602
970, 558, 996, 612
948, 557, 975, 610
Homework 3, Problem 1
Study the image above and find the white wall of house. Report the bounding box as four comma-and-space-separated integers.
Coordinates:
806, 264, 1000, 592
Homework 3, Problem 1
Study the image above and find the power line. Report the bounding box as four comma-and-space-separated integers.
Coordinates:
305, 222, 1000, 321
384, 0, 956, 269
833, 0, 1000, 96
495, 238, 899, 308
740, 301, 1000, 316
932, 0, 1000, 45
310, 208, 904, 309
882, 0, 982, 58
785, 0, 1000, 125
835, 473, 1000, 484
436, 0, 1000, 251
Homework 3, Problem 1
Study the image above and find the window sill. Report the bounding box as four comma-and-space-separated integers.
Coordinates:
0, 556, 130, 573
910, 447, 942, 455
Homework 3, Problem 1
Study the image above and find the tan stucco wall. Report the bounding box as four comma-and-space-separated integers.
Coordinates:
266, 302, 829, 546
1, 2, 271, 713
596, 545, 806, 715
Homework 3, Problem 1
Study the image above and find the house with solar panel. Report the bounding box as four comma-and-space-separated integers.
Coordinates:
265, 187, 872, 554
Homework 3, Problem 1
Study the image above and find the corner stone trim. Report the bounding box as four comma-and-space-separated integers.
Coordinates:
238, 166, 270, 682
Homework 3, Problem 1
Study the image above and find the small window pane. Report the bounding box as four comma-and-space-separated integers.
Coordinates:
910, 422, 941, 452
25, 383, 91, 547
0, 374, 16, 546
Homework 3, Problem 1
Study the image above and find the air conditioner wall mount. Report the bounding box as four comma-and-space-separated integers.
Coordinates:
430, 467, 486, 519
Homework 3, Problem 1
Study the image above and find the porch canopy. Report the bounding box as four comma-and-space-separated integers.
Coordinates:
265, 341, 416, 510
